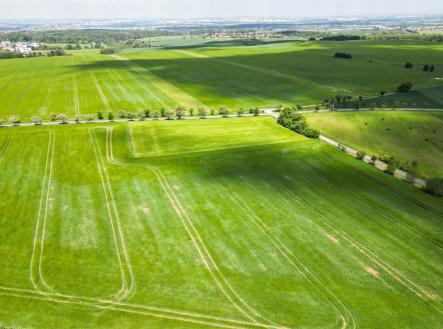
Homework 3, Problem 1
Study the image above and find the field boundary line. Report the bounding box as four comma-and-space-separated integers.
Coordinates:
105, 127, 284, 328
8, 75, 37, 117
206, 169, 355, 329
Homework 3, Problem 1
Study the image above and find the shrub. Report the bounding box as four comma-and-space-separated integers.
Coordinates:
397, 82, 413, 93
334, 52, 352, 59
296, 104, 303, 110
97, 111, 104, 120
425, 178, 443, 197
108, 112, 114, 121
356, 151, 366, 160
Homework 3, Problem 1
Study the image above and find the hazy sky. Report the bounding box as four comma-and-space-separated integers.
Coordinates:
1, 0, 442, 19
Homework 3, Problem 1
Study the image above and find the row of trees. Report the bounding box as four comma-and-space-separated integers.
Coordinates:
0, 106, 263, 126
277, 108, 319, 138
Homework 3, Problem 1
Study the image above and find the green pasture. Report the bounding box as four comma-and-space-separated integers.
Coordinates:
0, 117, 442, 328
0, 40, 443, 120
305, 111, 443, 179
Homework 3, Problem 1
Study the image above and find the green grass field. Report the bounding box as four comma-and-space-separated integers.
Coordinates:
0, 117, 442, 328
305, 111, 443, 179
0, 40, 443, 120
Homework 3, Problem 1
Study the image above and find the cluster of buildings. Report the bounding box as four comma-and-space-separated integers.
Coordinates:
205, 31, 284, 39
0, 41, 40, 54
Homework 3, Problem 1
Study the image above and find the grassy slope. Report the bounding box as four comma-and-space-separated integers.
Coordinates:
0, 40, 442, 120
0, 117, 442, 328
305, 111, 443, 178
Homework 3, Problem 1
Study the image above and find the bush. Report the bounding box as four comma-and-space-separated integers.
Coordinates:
100, 48, 116, 54
425, 178, 443, 197
296, 104, 303, 110
356, 151, 366, 160
397, 82, 413, 93
97, 111, 104, 120
334, 52, 352, 59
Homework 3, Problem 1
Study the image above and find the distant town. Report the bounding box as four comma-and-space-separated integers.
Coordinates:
0, 41, 40, 54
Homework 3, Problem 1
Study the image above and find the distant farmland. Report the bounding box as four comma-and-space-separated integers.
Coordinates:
0, 39, 443, 119
0, 117, 442, 328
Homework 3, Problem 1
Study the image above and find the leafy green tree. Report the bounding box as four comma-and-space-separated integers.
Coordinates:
253, 108, 260, 116
429, 65, 435, 72
108, 112, 114, 121
49, 113, 58, 121
160, 108, 165, 117
237, 107, 244, 117
151, 111, 160, 119
198, 107, 207, 118
165, 110, 174, 120
118, 110, 127, 119
219, 106, 229, 118
97, 111, 104, 120
86, 115, 94, 122
380, 90, 386, 96
143, 110, 150, 118
189, 108, 195, 116
31, 116, 42, 125
425, 178, 443, 197
127, 112, 136, 121
57, 114, 67, 124
423, 64, 429, 71
0, 118, 4, 126
9, 116, 20, 125
175, 106, 186, 119
296, 104, 303, 110
74, 115, 81, 123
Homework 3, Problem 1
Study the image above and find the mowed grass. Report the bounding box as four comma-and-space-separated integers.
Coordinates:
1, 40, 443, 120
305, 111, 443, 179
0, 117, 442, 328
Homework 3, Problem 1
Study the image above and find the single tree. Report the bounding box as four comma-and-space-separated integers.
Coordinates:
189, 108, 195, 117
137, 111, 146, 121
253, 108, 260, 116
151, 111, 160, 119
9, 116, 20, 125
429, 65, 435, 72
74, 114, 81, 123
380, 90, 386, 96
0, 118, 4, 126
175, 106, 186, 119
127, 112, 136, 121
423, 64, 429, 72
296, 104, 303, 110
31, 116, 42, 125
49, 113, 58, 121
143, 110, 150, 118
86, 114, 94, 122
165, 110, 174, 120
108, 112, 114, 121
57, 114, 68, 124
160, 108, 165, 117
219, 106, 229, 118
118, 110, 127, 119
198, 107, 207, 119
97, 111, 104, 120
237, 107, 244, 117
210, 108, 215, 115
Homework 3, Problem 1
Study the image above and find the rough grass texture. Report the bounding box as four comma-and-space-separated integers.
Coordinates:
0, 117, 442, 328
0, 40, 443, 119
